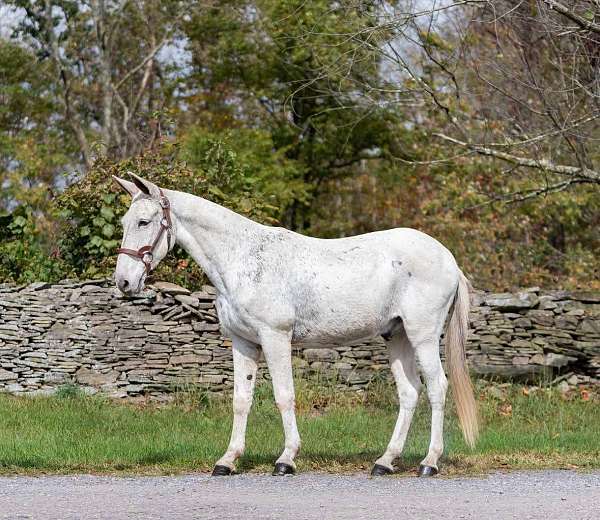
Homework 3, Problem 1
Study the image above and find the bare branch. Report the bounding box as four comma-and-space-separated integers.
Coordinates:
542, 0, 600, 35
475, 113, 600, 148
112, 33, 171, 91
466, 177, 586, 208
434, 133, 600, 183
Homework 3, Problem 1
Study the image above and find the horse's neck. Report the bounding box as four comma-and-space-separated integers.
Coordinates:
168, 190, 264, 293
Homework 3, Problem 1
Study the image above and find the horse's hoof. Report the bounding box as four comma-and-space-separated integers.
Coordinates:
272, 463, 295, 476
418, 464, 438, 477
212, 464, 234, 476
371, 464, 394, 476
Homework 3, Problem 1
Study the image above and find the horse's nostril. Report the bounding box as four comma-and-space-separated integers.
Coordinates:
118, 278, 130, 293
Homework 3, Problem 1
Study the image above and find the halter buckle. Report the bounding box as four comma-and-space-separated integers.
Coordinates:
142, 251, 154, 264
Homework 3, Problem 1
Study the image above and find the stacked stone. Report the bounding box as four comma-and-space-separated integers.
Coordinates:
466, 288, 600, 385
294, 342, 389, 390
0, 279, 233, 398
0, 280, 598, 398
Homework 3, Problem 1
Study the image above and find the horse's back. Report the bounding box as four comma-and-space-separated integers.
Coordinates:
260, 226, 460, 344
270, 226, 459, 286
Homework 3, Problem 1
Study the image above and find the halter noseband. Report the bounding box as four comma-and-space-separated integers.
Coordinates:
117, 189, 173, 275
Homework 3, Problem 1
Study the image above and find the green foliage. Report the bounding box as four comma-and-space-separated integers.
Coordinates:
3, 0, 184, 166
0, 207, 70, 284
54, 143, 198, 284
0, 39, 72, 213
310, 152, 600, 290
0, 1, 597, 291
0, 131, 304, 284
77, 194, 120, 258
183, 127, 307, 218
54, 384, 85, 400
0, 38, 75, 285
184, 0, 400, 228
51, 135, 304, 285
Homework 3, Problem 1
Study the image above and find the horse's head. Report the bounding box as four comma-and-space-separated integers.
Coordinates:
112, 173, 175, 295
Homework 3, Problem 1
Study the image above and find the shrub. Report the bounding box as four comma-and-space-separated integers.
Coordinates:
51, 133, 305, 287
0, 207, 71, 284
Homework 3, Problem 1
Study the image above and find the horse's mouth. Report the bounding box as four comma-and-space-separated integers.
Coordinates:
116, 272, 146, 297
132, 274, 147, 295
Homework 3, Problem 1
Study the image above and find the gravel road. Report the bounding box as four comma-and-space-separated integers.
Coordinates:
1, 470, 598, 520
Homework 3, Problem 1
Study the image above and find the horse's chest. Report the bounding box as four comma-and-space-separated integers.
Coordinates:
215, 295, 261, 343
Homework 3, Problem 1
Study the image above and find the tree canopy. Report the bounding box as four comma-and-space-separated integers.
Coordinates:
0, 0, 598, 290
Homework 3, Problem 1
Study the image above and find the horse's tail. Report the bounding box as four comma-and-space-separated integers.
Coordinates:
446, 270, 479, 448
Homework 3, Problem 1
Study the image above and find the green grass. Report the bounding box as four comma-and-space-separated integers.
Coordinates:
0, 379, 598, 476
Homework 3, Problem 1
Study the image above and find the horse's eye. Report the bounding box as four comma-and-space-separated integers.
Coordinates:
138, 220, 150, 227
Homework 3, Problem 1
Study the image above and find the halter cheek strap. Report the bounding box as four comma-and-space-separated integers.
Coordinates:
117, 189, 173, 275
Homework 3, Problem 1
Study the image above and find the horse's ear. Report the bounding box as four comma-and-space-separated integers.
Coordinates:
112, 175, 138, 197
128, 172, 162, 199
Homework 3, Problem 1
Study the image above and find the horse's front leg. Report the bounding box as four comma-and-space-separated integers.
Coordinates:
260, 330, 301, 476
212, 334, 259, 476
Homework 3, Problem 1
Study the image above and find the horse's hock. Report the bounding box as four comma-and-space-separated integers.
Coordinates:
0, 280, 598, 398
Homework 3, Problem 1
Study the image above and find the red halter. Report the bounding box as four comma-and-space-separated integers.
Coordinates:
116, 189, 173, 275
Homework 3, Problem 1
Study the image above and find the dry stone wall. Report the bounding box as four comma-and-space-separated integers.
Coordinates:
467, 289, 599, 385
0, 280, 598, 398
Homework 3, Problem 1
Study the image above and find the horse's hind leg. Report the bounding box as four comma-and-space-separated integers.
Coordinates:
402, 303, 451, 476
413, 338, 448, 476
390, 286, 454, 476
372, 330, 421, 476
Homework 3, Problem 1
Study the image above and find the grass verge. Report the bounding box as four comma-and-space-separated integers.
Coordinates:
0, 379, 598, 476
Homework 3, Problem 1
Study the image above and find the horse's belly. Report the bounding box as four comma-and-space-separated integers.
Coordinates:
292, 329, 377, 347
291, 302, 388, 346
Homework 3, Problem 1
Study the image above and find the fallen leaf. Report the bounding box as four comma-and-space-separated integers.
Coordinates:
498, 403, 513, 416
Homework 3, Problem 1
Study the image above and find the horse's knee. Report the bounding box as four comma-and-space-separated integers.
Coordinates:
233, 395, 252, 415
276, 398, 295, 413
275, 390, 295, 412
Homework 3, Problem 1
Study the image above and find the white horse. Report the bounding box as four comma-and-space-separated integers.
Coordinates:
113, 173, 479, 477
